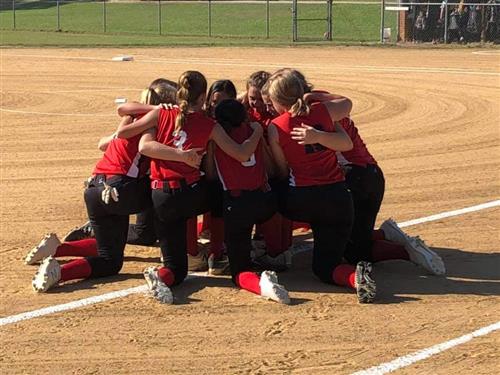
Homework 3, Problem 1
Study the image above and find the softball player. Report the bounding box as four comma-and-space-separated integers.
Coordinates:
265, 71, 379, 304
29, 81, 200, 292
212, 99, 289, 303
295, 88, 445, 276
115, 71, 263, 304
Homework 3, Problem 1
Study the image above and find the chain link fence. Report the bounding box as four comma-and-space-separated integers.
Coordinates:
0, 0, 498, 43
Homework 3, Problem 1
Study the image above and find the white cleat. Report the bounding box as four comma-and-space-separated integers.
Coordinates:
355, 261, 376, 304
380, 218, 410, 245
32, 256, 61, 293
259, 271, 290, 305
25, 233, 61, 265
143, 266, 174, 304
405, 236, 446, 276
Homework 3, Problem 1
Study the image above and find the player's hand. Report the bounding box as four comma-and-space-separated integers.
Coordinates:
249, 122, 263, 136
101, 182, 119, 204
291, 123, 320, 145
182, 148, 203, 168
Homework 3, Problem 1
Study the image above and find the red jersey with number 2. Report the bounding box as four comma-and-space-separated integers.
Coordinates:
214, 123, 266, 191
272, 102, 344, 187
150, 108, 215, 184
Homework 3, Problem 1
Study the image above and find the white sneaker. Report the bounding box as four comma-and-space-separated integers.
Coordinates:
259, 271, 290, 304
32, 256, 61, 293
405, 236, 446, 276
25, 233, 61, 265
143, 266, 173, 304
355, 261, 376, 303
380, 218, 409, 245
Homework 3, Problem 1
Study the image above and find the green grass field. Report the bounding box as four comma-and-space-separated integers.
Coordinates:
0, 1, 396, 46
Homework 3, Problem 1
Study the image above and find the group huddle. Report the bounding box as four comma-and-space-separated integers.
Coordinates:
25, 69, 446, 305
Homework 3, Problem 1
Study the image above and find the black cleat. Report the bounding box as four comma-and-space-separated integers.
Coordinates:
62, 221, 94, 242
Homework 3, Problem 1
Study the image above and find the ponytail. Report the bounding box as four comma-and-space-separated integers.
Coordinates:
290, 97, 310, 117
175, 70, 207, 133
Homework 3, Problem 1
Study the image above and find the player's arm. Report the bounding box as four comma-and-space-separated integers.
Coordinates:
138, 128, 202, 168
323, 98, 353, 121
261, 139, 277, 177
303, 91, 346, 103
117, 103, 158, 117
267, 124, 289, 180
291, 122, 353, 152
116, 108, 159, 139
98, 115, 133, 151
209, 122, 263, 162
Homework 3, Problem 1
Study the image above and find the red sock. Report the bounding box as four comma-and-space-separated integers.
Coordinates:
261, 214, 285, 257
332, 264, 356, 289
186, 217, 198, 256
55, 239, 98, 258
60, 258, 92, 282
371, 240, 409, 262
199, 213, 211, 236
235, 271, 261, 295
158, 267, 175, 286
372, 229, 386, 241
208, 217, 224, 258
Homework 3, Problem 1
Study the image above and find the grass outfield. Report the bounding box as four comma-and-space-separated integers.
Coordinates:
0, 1, 396, 46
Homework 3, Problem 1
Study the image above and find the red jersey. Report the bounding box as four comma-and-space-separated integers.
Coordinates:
248, 107, 273, 128
336, 118, 377, 167
214, 124, 266, 191
272, 103, 344, 187
150, 108, 215, 184
93, 134, 148, 178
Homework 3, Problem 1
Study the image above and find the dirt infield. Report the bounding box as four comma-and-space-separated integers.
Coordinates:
0, 47, 499, 375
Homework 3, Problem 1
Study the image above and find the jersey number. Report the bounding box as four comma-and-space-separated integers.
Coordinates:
304, 123, 326, 154
173, 130, 188, 149
241, 153, 256, 167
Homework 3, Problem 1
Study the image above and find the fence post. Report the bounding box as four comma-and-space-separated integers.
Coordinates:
327, 0, 332, 40
12, 0, 16, 30
444, 0, 448, 43
380, 0, 385, 43
103, 0, 106, 33
292, 0, 297, 42
266, 0, 270, 38
208, 0, 212, 37
57, 0, 61, 31
158, 0, 161, 35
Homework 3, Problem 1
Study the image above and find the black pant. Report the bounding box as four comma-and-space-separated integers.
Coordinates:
223, 189, 277, 281
279, 182, 354, 284
84, 175, 152, 278
343, 164, 385, 264
127, 207, 157, 246
152, 179, 215, 285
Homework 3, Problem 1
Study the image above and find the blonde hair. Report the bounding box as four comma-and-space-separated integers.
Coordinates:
175, 71, 207, 133
273, 68, 313, 93
268, 71, 310, 117
140, 78, 177, 105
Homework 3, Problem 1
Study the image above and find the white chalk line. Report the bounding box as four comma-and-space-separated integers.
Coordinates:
351, 321, 500, 375
472, 50, 500, 56
1, 198, 499, 329
2, 53, 499, 76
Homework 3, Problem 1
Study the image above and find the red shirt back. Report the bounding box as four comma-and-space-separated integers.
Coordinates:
272, 103, 344, 187
150, 108, 215, 184
93, 134, 148, 178
214, 124, 266, 191
337, 118, 377, 167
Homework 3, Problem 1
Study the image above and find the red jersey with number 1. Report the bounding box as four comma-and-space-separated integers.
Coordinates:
150, 108, 215, 184
272, 102, 344, 187
214, 124, 266, 191
93, 135, 148, 178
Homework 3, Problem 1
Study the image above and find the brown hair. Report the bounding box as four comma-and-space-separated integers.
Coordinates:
175, 71, 207, 133
246, 70, 271, 91
268, 71, 310, 117
140, 78, 178, 105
